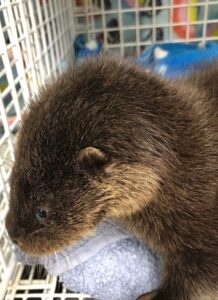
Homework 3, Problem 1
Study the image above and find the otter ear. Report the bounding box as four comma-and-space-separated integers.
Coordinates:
77, 147, 108, 173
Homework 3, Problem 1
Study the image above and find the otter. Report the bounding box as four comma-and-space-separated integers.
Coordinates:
6, 57, 218, 300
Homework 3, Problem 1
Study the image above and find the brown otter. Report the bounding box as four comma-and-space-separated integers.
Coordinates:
5, 57, 218, 300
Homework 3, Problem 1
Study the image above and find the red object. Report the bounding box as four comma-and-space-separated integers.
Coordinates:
173, 0, 195, 39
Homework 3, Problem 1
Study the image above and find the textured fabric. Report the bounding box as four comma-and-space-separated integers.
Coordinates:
60, 238, 160, 300
15, 220, 161, 300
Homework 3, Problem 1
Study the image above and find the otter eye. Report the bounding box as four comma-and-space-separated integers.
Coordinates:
35, 207, 48, 222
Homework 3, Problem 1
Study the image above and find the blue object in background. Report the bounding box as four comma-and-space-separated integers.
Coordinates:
137, 42, 218, 78
74, 35, 218, 79
74, 35, 102, 62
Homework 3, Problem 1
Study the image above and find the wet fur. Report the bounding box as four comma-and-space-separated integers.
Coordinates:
6, 57, 218, 299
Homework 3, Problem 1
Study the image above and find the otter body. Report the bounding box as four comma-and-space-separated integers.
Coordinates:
6, 57, 218, 300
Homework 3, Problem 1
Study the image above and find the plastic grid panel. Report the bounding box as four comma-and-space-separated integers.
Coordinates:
72, 0, 218, 56
5, 263, 92, 300
0, 0, 77, 299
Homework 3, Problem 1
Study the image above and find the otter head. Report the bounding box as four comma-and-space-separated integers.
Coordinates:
6, 57, 171, 256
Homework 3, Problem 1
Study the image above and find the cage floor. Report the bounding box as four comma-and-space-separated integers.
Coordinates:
5, 262, 93, 300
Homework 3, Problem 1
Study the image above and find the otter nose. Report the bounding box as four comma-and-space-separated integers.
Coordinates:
7, 230, 20, 246
5, 212, 22, 245
11, 239, 18, 245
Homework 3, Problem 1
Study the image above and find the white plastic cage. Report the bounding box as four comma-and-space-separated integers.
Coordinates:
0, 0, 218, 299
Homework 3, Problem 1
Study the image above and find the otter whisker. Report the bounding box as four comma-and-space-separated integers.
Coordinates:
63, 249, 71, 270
74, 253, 86, 291
54, 251, 62, 292
38, 263, 46, 279
34, 256, 42, 279
54, 251, 61, 277
23, 264, 32, 279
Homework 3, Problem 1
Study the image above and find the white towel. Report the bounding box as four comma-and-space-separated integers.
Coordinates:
16, 219, 161, 300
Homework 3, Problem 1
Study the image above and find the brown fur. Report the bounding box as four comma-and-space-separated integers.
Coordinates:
5, 56, 218, 299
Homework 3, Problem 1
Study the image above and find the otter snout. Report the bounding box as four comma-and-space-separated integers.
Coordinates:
5, 211, 24, 248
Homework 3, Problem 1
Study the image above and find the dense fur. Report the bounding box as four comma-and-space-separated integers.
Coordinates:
6, 57, 218, 300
